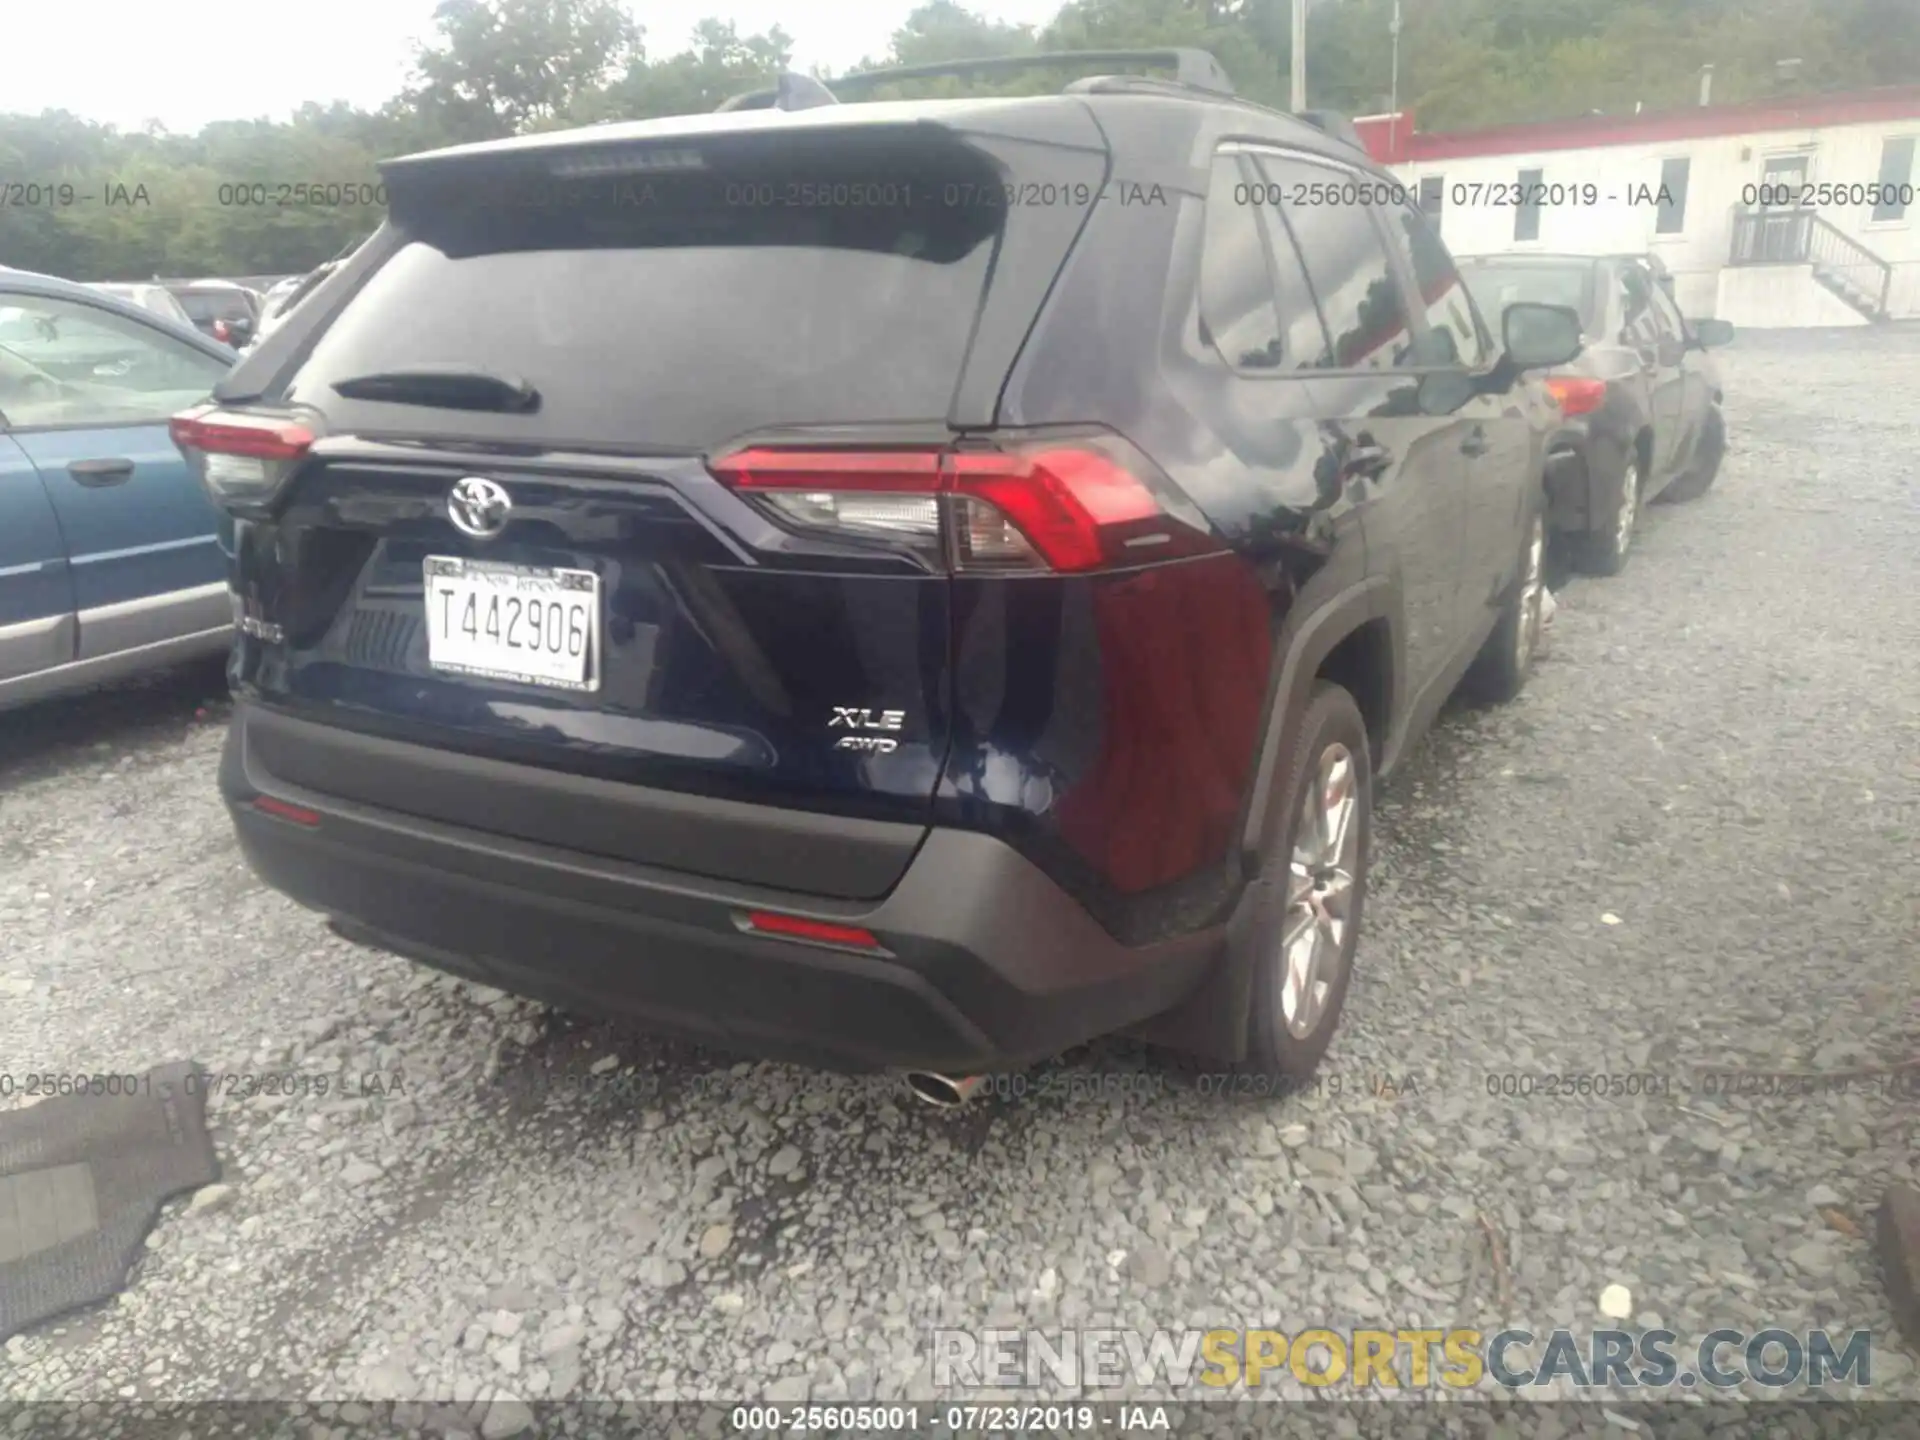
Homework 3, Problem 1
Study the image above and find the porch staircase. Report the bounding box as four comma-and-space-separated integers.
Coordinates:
1810, 255, 1891, 322
1729, 208, 1893, 323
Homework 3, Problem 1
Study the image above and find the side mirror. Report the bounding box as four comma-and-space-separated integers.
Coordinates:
1691, 318, 1735, 348
1503, 302, 1585, 371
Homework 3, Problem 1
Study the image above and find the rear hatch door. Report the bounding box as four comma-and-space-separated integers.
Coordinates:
226, 108, 1109, 895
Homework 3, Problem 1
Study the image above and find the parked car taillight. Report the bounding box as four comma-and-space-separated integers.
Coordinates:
708, 429, 1222, 575
169, 405, 317, 514
1545, 376, 1608, 417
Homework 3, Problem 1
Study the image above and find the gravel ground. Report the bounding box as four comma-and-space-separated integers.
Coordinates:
2, 327, 1917, 1431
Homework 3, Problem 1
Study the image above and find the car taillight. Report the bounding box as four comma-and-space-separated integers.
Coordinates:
708, 431, 1221, 574
1545, 376, 1607, 417
169, 404, 317, 513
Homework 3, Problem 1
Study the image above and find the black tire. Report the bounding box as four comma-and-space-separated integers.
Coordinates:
1239, 681, 1373, 1085
1467, 507, 1547, 704
1573, 451, 1642, 576
1662, 406, 1724, 503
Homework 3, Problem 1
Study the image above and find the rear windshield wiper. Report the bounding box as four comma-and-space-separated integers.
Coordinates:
330, 364, 541, 413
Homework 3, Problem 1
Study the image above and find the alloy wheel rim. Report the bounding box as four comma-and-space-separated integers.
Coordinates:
1279, 743, 1360, 1040
1514, 516, 1546, 671
1616, 461, 1641, 555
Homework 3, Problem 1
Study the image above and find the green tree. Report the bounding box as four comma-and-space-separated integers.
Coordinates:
574, 20, 794, 124
407, 0, 643, 141
5, 0, 1919, 281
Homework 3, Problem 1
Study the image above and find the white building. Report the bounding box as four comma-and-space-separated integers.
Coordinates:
1353, 85, 1920, 328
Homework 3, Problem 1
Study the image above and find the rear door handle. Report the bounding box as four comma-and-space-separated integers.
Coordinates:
68, 458, 135, 487
1460, 431, 1491, 458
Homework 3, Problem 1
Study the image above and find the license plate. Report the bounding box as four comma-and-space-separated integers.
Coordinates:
423, 556, 600, 692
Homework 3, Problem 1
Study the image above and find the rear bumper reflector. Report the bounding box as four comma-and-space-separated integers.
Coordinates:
252, 795, 322, 826
738, 909, 886, 953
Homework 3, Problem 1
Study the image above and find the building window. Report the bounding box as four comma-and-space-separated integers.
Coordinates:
1873, 136, 1915, 222
1418, 174, 1445, 232
1759, 153, 1810, 209
1514, 168, 1543, 242
1656, 157, 1690, 234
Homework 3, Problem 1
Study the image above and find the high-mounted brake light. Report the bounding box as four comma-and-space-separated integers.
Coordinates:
170, 405, 317, 512
709, 433, 1220, 574
1544, 376, 1607, 418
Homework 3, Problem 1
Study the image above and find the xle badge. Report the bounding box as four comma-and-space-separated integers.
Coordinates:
830, 706, 905, 754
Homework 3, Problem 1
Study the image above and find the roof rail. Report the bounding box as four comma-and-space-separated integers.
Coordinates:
714, 72, 840, 113
1062, 74, 1223, 101
716, 48, 1235, 111
834, 48, 1234, 98
1293, 109, 1367, 152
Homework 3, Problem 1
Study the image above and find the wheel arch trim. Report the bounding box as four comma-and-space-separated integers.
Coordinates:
1237, 573, 1399, 875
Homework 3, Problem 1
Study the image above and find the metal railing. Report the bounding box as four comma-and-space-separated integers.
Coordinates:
1727, 207, 1892, 316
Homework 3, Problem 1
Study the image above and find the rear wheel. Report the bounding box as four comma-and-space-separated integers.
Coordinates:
1662, 406, 1725, 503
1467, 508, 1547, 704
1574, 453, 1641, 576
1240, 682, 1372, 1085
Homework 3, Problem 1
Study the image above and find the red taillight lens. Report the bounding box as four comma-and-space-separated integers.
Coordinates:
170, 407, 314, 460
739, 910, 884, 951
170, 404, 316, 512
946, 448, 1168, 573
1544, 376, 1607, 417
252, 796, 320, 826
710, 450, 943, 491
709, 432, 1219, 574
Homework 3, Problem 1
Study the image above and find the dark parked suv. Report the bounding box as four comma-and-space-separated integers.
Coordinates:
1455, 252, 1733, 574
172, 50, 1581, 1099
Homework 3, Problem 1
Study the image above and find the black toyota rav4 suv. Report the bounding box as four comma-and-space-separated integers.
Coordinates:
173, 50, 1581, 1095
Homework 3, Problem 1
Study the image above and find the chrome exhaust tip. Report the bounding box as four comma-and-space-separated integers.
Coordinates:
902, 1072, 986, 1109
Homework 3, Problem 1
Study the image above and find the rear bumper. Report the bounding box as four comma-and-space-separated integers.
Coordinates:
221, 701, 1219, 1072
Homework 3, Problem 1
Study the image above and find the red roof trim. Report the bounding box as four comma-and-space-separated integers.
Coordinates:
1389, 86, 1920, 164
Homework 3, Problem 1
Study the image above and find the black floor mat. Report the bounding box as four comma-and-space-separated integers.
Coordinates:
0, 1060, 219, 1343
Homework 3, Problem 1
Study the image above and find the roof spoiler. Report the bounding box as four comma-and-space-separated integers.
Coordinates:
716, 48, 1236, 112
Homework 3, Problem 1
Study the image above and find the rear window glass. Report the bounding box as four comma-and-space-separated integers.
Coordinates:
1459, 263, 1595, 331
283, 139, 1009, 450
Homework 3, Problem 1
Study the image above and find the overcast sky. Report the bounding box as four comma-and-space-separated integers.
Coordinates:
12, 0, 1070, 133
